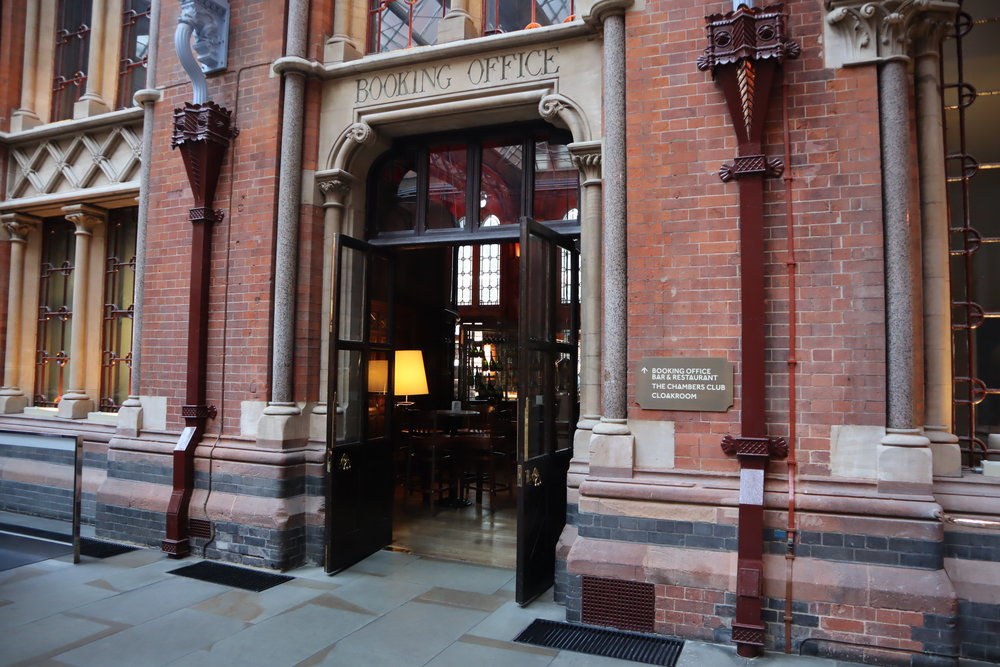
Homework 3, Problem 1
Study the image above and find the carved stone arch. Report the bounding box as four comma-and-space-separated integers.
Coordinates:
538, 93, 593, 144
326, 121, 378, 174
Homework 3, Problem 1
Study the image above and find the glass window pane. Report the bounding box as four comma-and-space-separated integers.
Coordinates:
116, 0, 151, 109
485, 0, 572, 34
373, 151, 418, 235
336, 350, 363, 443
368, 0, 446, 54
533, 140, 578, 222
35, 218, 76, 406
52, 0, 93, 121
99, 208, 138, 412
367, 350, 390, 439
479, 244, 501, 305
481, 141, 523, 226
338, 246, 366, 342
427, 144, 466, 230
457, 246, 473, 305
369, 254, 391, 345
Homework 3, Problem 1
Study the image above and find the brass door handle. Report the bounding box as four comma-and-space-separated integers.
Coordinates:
338, 453, 352, 471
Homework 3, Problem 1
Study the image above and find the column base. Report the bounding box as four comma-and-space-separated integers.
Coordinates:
926, 426, 962, 477
439, 11, 477, 42
57, 394, 95, 419
573, 414, 600, 462
0, 390, 27, 414
878, 430, 933, 495
116, 399, 144, 437
589, 418, 634, 478
309, 403, 328, 442
9, 110, 41, 132
324, 37, 361, 64
258, 403, 308, 449
73, 95, 110, 119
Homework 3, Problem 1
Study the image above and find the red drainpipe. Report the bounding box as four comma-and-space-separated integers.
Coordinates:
161, 101, 237, 557
698, 4, 799, 657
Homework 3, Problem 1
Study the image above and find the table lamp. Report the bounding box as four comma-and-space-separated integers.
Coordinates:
394, 350, 428, 406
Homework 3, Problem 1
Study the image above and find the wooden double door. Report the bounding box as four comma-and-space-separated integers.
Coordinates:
324, 219, 578, 605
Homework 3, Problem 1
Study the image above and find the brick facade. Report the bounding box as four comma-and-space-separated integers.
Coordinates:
1, 1, 998, 665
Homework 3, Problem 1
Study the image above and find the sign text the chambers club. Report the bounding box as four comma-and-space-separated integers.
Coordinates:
354, 47, 561, 104
636, 357, 734, 412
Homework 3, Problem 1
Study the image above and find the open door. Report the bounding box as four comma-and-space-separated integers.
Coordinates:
516, 218, 579, 604
325, 235, 395, 573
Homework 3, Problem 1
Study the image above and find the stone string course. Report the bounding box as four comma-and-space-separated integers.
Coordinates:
573, 507, 944, 570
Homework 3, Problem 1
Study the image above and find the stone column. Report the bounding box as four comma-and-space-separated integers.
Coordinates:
825, 0, 959, 493
877, 58, 933, 493
588, 0, 634, 476
58, 204, 105, 419
0, 214, 41, 414
914, 22, 961, 476
75, 0, 111, 117
310, 172, 354, 441
118, 0, 163, 435
325, 0, 361, 63
10, 0, 42, 131
915, 30, 962, 477
569, 143, 603, 461
259, 0, 309, 447
440, 0, 476, 43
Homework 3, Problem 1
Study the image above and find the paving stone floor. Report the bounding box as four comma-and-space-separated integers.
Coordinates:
0, 513, 881, 667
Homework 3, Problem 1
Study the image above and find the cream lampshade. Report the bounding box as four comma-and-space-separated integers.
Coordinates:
394, 350, 428, 405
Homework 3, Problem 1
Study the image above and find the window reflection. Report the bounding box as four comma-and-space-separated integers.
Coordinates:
368, 0, 447, 54
484, 0, 574, 34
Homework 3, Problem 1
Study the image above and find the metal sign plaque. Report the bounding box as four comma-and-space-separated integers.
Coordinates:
636, 357, 734, 412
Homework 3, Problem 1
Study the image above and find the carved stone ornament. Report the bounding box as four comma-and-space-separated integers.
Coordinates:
62, 204, 106, 234
345, 122, 375, 147
824, 0, 959, 66
318, 178, 352, 202
571, 152, 603, 181
2, 214, 41, 242
697, 4, 801, 73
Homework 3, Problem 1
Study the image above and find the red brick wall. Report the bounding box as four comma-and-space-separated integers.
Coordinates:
143, 0, 285, 434
626, 0, 885, 475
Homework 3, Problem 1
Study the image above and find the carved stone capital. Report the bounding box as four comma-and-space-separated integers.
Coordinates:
61, 204, 106, 234
316, 169, 356, 207
1, 213, 41, 242
824, 0, 959, 67
568, 141, 603, 182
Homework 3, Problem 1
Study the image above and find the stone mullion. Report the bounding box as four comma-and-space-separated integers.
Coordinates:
325, 0, 362, 62
58, 204, 105, 419
11, 0, 42, 131
75, 0, 111, 117
914, 26, 961, 476
0, 214, 41, 414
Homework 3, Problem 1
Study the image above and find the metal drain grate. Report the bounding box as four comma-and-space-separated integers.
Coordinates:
514, 619, 684, 666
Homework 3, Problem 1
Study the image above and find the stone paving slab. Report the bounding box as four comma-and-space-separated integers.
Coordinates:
0, 511, 874, 667
51, 608, 248, 667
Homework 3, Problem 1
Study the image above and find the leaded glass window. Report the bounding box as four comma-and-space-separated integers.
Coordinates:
52, 0, 93, 121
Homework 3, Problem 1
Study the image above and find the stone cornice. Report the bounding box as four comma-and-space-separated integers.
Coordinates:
824, 0, 959, 67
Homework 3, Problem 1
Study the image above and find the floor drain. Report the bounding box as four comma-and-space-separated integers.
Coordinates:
514, 619, 684, 667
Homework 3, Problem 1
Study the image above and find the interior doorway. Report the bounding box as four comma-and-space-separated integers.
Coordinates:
389, 242, 520, 569
325, 123, 581, 604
